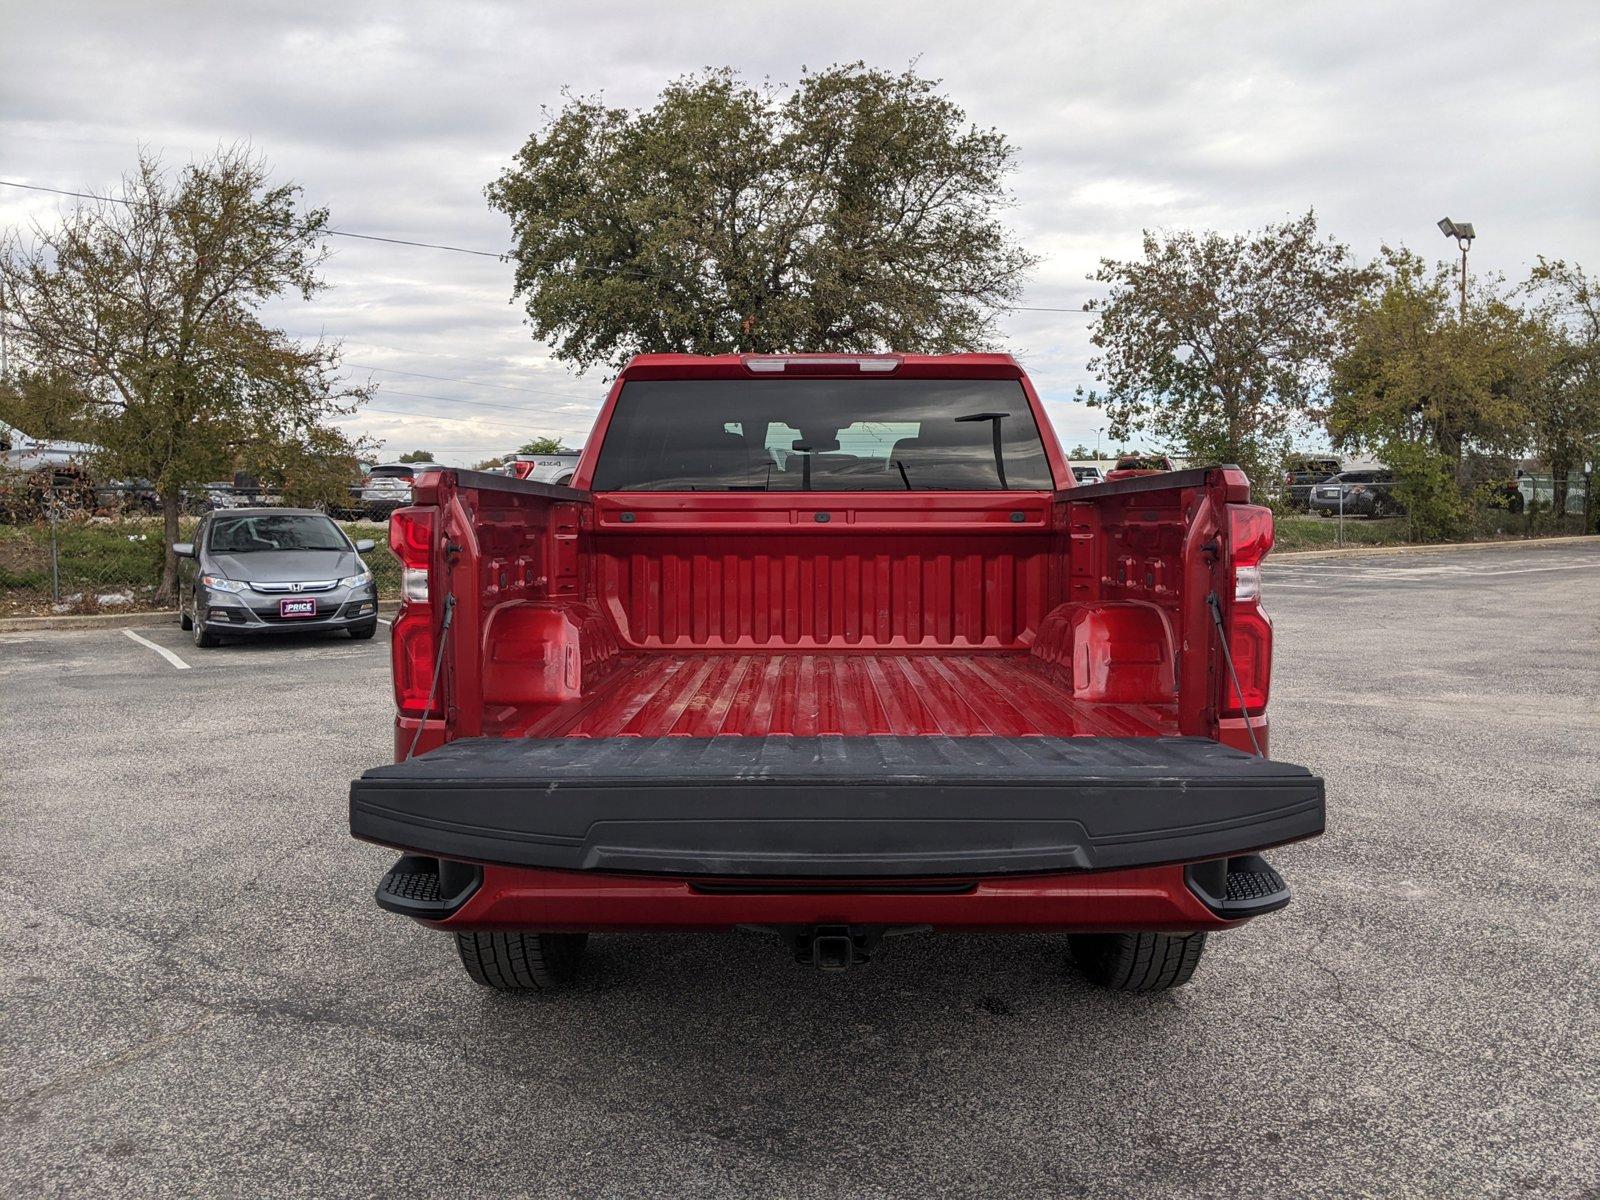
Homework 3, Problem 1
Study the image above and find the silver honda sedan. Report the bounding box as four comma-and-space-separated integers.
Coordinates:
173, 509, 381, 647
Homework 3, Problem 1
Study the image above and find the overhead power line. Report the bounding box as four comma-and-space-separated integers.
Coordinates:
0, 178, 1097, 313
0, 179, 511, 260
357, 404, 554, 437
343, 361, 604, 400
367, 385, 597, 416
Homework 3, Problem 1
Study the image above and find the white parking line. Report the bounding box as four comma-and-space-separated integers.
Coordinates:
377, 617, 392, 626
123, 628, 191, 670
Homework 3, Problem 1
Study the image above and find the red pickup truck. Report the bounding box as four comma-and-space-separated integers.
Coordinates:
350, 353, 1323, 994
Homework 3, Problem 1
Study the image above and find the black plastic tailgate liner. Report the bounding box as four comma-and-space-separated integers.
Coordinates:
350, 739, 1324, 876
350, 735, 1325, 877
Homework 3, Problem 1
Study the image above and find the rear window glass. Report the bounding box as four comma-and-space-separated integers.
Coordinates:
591, 379, 1054, 491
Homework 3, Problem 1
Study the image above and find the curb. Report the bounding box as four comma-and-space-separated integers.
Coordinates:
0, 600, 402, 634
1273, 533, 1599, 562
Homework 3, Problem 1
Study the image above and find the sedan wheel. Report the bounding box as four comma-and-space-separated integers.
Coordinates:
192, 609, 220, 648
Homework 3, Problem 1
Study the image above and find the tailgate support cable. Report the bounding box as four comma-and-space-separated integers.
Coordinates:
1206, 591, 1264, 758
405, 593, 457, 761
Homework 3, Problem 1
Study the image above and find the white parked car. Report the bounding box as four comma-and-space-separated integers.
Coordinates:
509, 451, 582, 486
360, 464, 418, 518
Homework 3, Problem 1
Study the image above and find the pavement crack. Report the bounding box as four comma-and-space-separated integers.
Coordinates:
1, 1013, 224, 1115
1303, 922, 1494, 1069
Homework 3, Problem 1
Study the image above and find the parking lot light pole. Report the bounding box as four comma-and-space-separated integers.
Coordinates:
1437, 218, 1476, 320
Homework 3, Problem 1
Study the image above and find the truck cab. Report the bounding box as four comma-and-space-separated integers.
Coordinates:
350, 353, 1323, 993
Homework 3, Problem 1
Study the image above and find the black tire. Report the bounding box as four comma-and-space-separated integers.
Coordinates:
455, 931, 587, 992
192, 615, 220, 648
1068, 932, 1207, 992
348, 620, 378, 640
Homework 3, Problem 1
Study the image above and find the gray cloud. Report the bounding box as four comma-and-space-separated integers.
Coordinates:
3, 0, 1596, 460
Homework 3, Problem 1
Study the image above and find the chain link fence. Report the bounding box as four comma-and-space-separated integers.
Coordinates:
0, 480, 398, 616
1273, 469, 1595, 549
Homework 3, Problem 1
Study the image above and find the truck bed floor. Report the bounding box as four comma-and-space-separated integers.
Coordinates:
509, 653, 1178, 740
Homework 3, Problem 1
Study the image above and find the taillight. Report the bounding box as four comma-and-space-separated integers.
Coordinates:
1224, 504, 1273, 715
1229, 503, 1274, 566
389, 507, 433, 571
392, 608, 441, 717
388, 507, 438, 716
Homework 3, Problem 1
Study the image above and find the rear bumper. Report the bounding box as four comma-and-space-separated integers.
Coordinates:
374, 856, 1290, 933
351, 734, 1324, 879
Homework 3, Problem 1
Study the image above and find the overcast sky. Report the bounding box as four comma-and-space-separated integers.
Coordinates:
3, 0, 1597, 463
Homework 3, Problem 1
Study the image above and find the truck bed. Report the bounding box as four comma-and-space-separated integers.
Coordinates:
510, 652, 1179, 740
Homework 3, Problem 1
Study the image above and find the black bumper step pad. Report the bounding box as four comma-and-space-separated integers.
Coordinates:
1226, 862, 1289, 903
351, 735, 1324, 879
1185, 853, 1293, 917
375, 855, 481, 919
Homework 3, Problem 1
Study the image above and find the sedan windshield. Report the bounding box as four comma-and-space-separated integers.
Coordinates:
210, 514, 348, 553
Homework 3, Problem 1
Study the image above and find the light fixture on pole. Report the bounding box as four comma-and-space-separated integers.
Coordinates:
1437, 218, 1475, 320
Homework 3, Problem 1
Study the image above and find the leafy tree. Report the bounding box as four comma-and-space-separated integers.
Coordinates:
0, 369, 94, 442
517, 436, 569, 454
254, 426, 365, 509
1065, 443, 1094, 459
1329, 248, 1551, 534
488, 64, 1036, 372
397, 449, 435, 463
1524, 258, 1600, 526
1079, 211, 1372, 487
0, 147, 371, 600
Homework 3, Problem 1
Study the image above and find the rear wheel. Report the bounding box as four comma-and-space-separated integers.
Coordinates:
1068, 932, 1207, 992
455, 931, 587, 992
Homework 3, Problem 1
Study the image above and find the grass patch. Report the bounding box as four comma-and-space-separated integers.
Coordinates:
1274, 515, 1411, 551
0, 515, 402, 614
1275, 509, 1592, 552
342, 521, 401, 594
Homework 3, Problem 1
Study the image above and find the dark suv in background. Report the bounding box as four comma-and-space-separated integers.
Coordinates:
1308, 470, 1403, 517
1282, 456, 1342, 509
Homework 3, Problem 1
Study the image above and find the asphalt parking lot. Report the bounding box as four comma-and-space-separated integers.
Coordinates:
3, 539, 1597, 1199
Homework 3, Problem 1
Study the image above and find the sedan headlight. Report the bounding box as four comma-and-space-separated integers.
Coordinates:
201, 574, 249, 593
339, 569, 374, 589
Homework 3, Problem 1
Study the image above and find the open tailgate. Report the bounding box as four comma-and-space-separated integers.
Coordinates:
350, 735, 1324, 877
